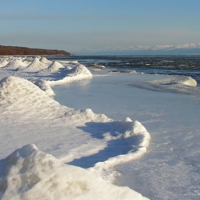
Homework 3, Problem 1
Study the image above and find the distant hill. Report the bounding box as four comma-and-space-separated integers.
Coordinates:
0, 45, 71, 56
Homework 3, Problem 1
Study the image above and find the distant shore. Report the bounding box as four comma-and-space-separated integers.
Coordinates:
0, 45, 71, 56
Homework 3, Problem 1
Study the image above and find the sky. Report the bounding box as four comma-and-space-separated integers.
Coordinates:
1, 0, 200, 55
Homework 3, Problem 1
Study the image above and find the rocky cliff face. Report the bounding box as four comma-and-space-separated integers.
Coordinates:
0, 45, 71, 56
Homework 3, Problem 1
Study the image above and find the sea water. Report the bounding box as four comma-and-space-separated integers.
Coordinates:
52, 56, 200, 200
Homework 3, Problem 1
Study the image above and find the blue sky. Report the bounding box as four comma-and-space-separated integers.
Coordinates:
1, 0, 200, 54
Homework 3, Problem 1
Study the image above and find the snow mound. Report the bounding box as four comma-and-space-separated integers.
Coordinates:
180, 76, 197, 86
152, 76, 197, 87
0, 144, 149, 200
41, 61, 65, 73
65, 65, 72, 70
40, 57, 53, 65
0, 76, 66, 117
31, 79, 55, 96
3, 59, 28, 70
24, 57, 48, 72
69, 65, 93, 76
0, 76, 108, 121
0, 59, 9, 68
48, 64, 93, 86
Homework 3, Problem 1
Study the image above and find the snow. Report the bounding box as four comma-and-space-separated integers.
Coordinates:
52, 72, 200, 200
0, 56, 150, 199
40, 56, 53, 65
0, 144, 149, 200
0, 59, 9, 68
5, 59, 28, 70
150, 75, 197, 87
24, 57, 48, 72
47, 64, 93, 86
31, 79, 55, 96
47, 61, 64, 73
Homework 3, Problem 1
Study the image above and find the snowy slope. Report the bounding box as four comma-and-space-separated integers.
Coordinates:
24, 57, 48, 72
47, 64, 93, 86
0, 144, 149, 200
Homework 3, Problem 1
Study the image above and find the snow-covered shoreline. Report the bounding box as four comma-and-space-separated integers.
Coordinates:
0, 56, 151, 199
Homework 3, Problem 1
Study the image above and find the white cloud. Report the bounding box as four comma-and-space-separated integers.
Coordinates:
152, 45, 174, 50
174, 43, 200, 49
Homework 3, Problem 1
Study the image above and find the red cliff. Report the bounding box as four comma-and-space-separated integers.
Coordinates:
0, 45, 71, 56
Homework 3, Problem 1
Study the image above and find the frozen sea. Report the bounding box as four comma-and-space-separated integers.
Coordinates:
52, 55, 200, 200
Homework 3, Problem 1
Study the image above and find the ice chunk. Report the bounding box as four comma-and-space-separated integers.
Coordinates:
151, 75, 197, 87
180, 76, 197, 86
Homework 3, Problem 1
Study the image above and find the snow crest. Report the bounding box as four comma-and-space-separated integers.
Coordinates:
89, 119, 150, 182
24, 57, 48, 72
0, 144, 149, 200
0, 76, 68, 117
150, 75, 197, 87
31, 79, 55, 96
0, 59, 9, 68
40, 61, 65, 74
47, 64, 93, 86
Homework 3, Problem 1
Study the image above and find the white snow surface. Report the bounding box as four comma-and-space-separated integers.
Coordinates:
39, 61, 65, 74
0, 59, 9, 68
0, 144, 148, 200
40, 56, 53, 65
150, 75, 197, 87
30, 78, 55, 96
47, 64, 93, 86
24, 57, 48, 72
0, 56, 150, 200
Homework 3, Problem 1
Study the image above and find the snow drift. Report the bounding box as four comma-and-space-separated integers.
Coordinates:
40, 56, 53, 65
24, 57, 48, 72
4, 59, 28, 70
40, 61, 65, 74
0, 59, 9, 68
47, 64, 93, 86
0, 76, 151, 174
152, 76, 197, 87
0, 76, 69, 118
31, 79, 55, 96
0, 144, 149, 200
